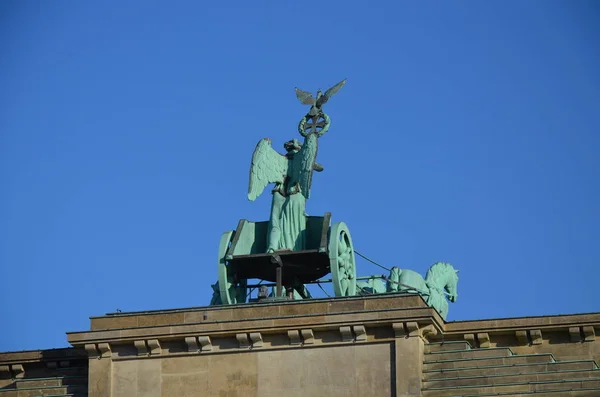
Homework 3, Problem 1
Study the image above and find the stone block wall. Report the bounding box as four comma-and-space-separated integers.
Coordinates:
110, 343, 394, 397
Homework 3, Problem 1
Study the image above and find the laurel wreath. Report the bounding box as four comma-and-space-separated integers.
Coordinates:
298, 112, 330, 137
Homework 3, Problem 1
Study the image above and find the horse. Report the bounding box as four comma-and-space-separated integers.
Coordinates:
387, 262, 459, 320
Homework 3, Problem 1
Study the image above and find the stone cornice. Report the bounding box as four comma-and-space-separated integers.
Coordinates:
65, 295, 445, 361
445, 312, 600, 334
84, 294, 436, 331
0, 347, 86, 365
60, 294, 599, 359
68, 307, 441, 346
66, 294, 600, 349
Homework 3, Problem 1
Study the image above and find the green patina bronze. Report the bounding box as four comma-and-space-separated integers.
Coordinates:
247, 79, 346, 252
208, 79, 461, 320
247, 135, 319, 252
357, 262, 459, 320
211, 80, 354, 305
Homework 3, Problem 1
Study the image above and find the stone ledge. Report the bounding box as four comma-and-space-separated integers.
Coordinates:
445, 312, 600, 334
66, 317, 446, 364
0, 348, 86, 365
107, 338, 400, 363
65, 296, 445, 362
89, 323, 430, 362
88, 294, 431, 331
431, 314, 600, 350
69, 314, 438, 345
68, 305, 442, 346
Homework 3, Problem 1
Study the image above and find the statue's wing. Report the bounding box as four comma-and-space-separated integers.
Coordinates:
317, 78, 347, 106
294, 133, 319, 199
248, 138, 288, 201
295, 88, 316, 105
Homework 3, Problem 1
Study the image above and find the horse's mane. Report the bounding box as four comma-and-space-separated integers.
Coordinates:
425, 262, 454, 284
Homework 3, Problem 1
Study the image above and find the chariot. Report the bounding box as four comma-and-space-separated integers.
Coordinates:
217, 213, 357, 304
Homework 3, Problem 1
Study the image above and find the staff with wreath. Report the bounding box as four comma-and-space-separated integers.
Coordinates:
247, 79, 346, 253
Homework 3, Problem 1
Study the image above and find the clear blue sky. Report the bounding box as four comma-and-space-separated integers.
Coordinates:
1, 1, 599, 352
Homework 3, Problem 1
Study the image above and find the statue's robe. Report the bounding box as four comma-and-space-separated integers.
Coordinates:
267, 190, 306, 252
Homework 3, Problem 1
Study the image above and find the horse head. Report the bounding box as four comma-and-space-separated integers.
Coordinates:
446, 267, 459, 302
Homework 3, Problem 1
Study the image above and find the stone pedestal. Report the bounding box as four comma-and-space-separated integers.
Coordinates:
67, 294, 442, 397
1, 295, 599, 397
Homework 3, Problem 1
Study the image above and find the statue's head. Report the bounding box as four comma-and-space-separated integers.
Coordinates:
284, 139, 302, 153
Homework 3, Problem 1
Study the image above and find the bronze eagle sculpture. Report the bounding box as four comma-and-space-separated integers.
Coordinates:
295, 79, 347, 116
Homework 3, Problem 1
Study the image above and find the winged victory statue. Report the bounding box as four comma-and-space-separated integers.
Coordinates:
247, 79, 347, 253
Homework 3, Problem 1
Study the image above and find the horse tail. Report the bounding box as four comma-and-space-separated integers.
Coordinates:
387, 266, 401, 292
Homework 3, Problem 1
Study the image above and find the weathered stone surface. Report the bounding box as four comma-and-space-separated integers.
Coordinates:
236, 333, 250, 349
249, 332, 263, 348
339, 326, 353, 342
198, 336, 212, 351
138, 313, 185, 328
255, 343, 392, 397
406, 321, 419, 337
395, 337, 423, 396
0, 365, 10, 379
287, 330, 301, 345
445, 312, 600, 334
147, 339, 161, 355
530, 329, 543, 345
91, 315, 139, 330
392, 323, 406, 338
583, 326, 596, 341
86, 295, 438, 332
353, 325, 367, 342
570, 326, 583, 342
184, 336, 198, 352
137, 358, 161, 397
134, 340, 148, 356
426, 369, 600, 388
423, 360, 599, 380
477, 332, 491, 348
301, 329, 314, 345
3, 295, 599, 397
112, 359, 137, 396
424, 353, 555, 370
425, 341, 471, 353
98, 343, 111, 358
425, 347, 512, 361
85, 344, 99, 358
88, 354, 111, 397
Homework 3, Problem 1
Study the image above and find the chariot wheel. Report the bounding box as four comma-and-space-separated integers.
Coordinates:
217, 231, 247, 304
328, 222, 357, 297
